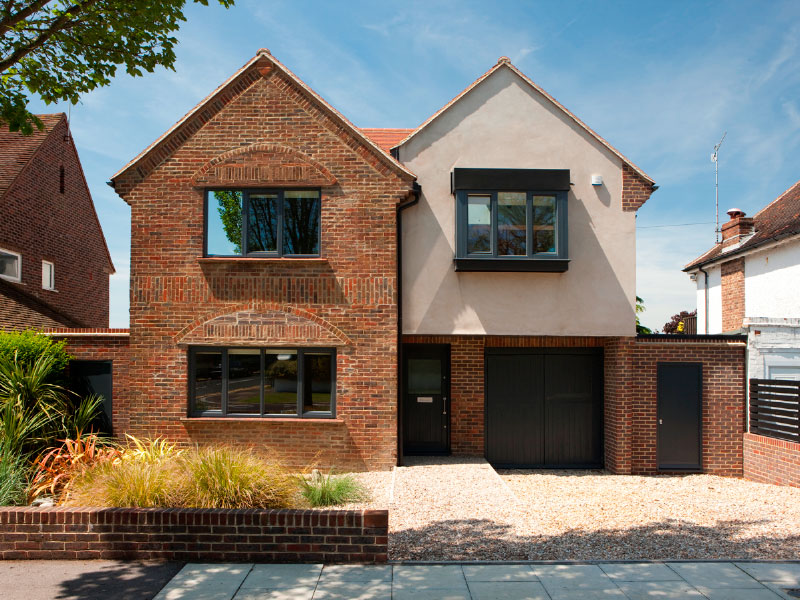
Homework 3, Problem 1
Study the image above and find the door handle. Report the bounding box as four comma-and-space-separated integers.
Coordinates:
659, 419, 663, 425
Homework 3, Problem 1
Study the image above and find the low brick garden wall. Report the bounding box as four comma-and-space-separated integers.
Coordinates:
0, 507, 388, 562
743, 432, 800, 488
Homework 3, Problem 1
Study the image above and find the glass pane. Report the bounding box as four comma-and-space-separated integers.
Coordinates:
247, 194, 278, 253
42, 262, 54, 289
303, 352, 332, 413
497, 192, 526, 256
264, 350, 298, 414
207, 191, 243, 255
283, 191, 320, 255
193, 351, 222, 412
408, 358, 441, 394
0, 251, 19, 279
467, 195, 491, 254
227, 349, 261, 414
533, 195, 556, 254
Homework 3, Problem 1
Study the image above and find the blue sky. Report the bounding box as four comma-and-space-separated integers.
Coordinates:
26, 0, 800, 330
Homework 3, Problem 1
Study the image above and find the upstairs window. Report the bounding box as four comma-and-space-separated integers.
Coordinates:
453, 168, 569, 272
0, 248, 21, 282
205, 189, 321, 257
42, 261, 55, 290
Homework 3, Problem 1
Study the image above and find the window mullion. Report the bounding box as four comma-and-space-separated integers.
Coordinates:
221, 349, 229, 416
278, 190, 284, 257
242, 191, 249, 255
259, 349, 265, 417
527, 192, 534, 257
491, 192, 498, 258
297, 349, 304, 416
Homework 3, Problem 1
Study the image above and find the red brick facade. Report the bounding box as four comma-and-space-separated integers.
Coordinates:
109, 54, 414, 471
743, 433, 800, 488
621, 163, 655, 212
405, 335, 745, 475
720, 258, 745, 332
0, 115, 113, 330
0, 507, 388, 563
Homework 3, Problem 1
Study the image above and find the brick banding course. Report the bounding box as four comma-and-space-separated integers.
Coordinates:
0, 507, 388, 563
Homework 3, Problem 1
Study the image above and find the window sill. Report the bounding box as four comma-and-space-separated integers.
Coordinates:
181, 416, 343, 424
198, 257, 328, 264
453, 258, 569, 272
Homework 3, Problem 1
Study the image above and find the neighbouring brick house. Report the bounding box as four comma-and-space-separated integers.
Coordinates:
0, 114, 114, 330
53, 50, 746, 475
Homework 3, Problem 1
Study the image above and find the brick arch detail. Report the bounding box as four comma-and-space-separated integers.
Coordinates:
192, 143, 337, 187
174, 302, 351, 346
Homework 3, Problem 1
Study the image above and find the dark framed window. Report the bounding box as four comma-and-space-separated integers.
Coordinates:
205, 189, 321, 257
455, 190, 568, 271
189, 347, 335, 418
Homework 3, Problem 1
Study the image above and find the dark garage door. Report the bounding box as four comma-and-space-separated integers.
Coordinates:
486, 348, 603, 468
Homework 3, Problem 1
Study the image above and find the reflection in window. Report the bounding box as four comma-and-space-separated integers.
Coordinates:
533, 195, 556, 254
498, 192, 527, 256
207, 191, 243, 255
303, 352, 332, 413
264, 351, 298, 415
227, 349, 261, 414
467, 195, 492, 254
247, 194, 278, 253
283, 191, 320, 255
193, 351, 222, 412
408, 358, 441, 395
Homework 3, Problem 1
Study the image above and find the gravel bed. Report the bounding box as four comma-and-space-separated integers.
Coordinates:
501, 469, 800, 560
331, 469, 393, 511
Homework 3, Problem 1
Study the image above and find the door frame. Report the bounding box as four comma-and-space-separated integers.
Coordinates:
656, 361, 703, 472
484, 346, 604, 468
401, 343, 451, 456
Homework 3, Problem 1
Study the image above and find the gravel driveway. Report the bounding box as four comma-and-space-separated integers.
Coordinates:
352, 459, 800, 561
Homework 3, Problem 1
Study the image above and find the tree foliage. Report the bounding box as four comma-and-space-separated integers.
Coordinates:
662, 309, 697, 334
0, 329, 70, 373
0, 0, 234, 134
213, 190, 242, 253
635, 295, 653, 335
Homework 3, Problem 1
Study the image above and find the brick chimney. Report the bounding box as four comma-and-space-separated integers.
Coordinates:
721, 208, 754, 249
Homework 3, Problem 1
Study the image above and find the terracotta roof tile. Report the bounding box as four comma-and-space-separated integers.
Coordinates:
0, 278, 82, 331
359, 128, 414, 153
685, 179, 800, 270
0, 114, 63, 198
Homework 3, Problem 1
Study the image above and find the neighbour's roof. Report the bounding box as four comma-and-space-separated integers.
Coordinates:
0, 114, 63, 198
0, 278, 82, 331
111, 50, 416, 187
360, 128, 414, 153
685, 179, 800, 270
392, 57, 655, 186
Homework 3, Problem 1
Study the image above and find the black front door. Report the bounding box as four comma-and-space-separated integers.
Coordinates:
402, 344, 450, 454
657, 362, 702, 471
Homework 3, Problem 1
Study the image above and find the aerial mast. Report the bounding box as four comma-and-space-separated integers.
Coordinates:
711, 131, 727, 243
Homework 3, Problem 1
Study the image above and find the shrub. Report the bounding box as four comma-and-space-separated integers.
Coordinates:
0, 451, 29, 506
298, 470, 369, 507
177, 446, 296, 509
68, 459, 175, 508
28, 433, 120, 503
0, 330, 70, 374
123, 434, 182, 464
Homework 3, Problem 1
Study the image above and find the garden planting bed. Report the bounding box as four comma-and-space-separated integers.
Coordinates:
0, 506, 389, 563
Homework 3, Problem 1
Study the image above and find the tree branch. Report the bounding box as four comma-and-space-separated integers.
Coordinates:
0, 0, 99, 72
0, 0, 53, 37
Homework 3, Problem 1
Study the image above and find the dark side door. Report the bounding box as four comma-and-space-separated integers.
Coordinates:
657, 362, 702, 471
402, 344, 450, 454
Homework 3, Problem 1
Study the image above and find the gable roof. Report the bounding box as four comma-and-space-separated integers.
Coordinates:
111, 50, 415, 188
685, 179, 800, 271
360, 128, 414, 153
0, 278, 83, 331
0, 114, 63, 198
394, 57, 654, 185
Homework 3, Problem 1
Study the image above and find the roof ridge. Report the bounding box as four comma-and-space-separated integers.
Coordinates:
751, 179, 800, 219
394, 59, 654, 185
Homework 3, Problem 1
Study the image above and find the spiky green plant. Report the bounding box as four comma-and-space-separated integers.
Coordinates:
297, 470, 369, 507
0, 451, 28, 506
123, 434, 183, 464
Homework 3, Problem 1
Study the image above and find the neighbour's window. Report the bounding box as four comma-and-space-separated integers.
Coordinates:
42, 261, 55, 290
189, 347, 335, 418
0, 248, 21, 282
205, 189, 321, 257
457, 190, 564, 259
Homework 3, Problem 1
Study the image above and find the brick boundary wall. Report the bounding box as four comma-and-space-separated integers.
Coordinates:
0, 508, 388, 563
743, 433, 800, 488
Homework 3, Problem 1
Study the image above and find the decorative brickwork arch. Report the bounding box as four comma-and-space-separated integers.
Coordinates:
175, 302, 351, 346
192, 143, 337, 188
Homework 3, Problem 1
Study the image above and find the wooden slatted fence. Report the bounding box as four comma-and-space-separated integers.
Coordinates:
749, 378, 800, 443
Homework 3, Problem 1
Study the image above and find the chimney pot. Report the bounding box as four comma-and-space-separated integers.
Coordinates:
726, 208, 745, 219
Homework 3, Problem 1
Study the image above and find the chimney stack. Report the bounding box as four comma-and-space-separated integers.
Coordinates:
721, 208, 754, 248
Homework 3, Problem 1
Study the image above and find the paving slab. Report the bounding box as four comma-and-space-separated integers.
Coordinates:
467, 581, 550, 599
239, 564, 322, 589
234, 587, 316, 600
544, 587, 627, 599
534, 564, 620, 592
313, 581, 392, 600
462, 564, 538, 582
318, 564, 392, 582
390, 587, 471, 600
695, 586, 784, 599
598, 562, 683, 581
667, 562, 764, 588
736, 563, 800, 586
392, 564, 467, 588
154, 564, 252, 600
616, 581, 706, 599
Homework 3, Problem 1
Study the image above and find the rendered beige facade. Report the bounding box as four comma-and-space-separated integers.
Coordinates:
397, 64, 638, 336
